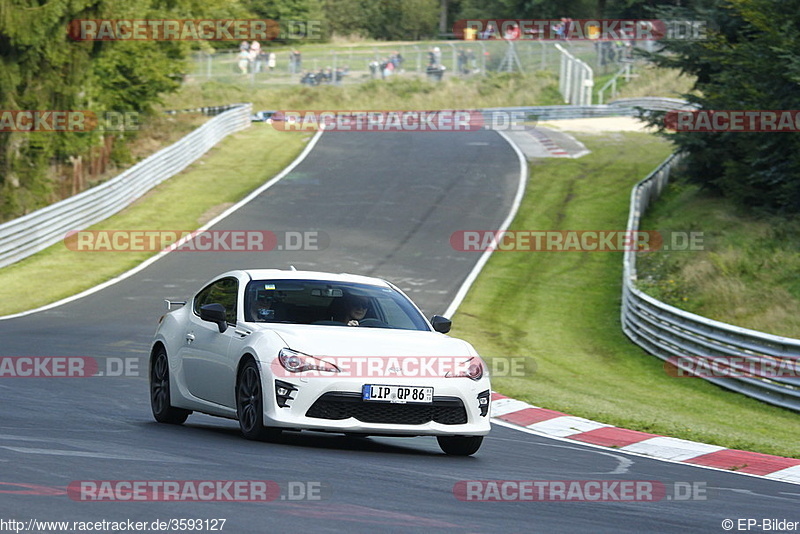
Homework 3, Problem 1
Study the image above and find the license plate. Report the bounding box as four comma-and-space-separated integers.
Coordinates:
362, 384, 433, 404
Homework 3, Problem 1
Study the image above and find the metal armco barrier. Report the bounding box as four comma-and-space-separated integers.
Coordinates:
0, 103, 252, 269
622, 155, 800, 412
3, 97, 796, 412
480, 98, 696, 123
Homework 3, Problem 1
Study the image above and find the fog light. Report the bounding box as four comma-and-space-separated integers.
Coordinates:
275, 379, 298, 408
477, 389, 490, 417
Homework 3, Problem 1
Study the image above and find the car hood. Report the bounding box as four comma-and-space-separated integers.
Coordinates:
260, 324, 475, 357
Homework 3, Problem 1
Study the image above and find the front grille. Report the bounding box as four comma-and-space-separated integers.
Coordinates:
306, 392, 468, 425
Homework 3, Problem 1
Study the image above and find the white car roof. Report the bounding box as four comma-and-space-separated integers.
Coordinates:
241, 269, 392, 288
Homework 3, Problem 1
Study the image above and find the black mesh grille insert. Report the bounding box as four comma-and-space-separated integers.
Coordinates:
306, 392, 468, 425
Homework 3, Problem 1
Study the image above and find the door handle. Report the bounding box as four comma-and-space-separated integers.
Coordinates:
234, 329, 251, 337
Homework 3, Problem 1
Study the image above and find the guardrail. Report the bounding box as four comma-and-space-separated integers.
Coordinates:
484, 96, 799, 411
3, 96, 796, 411
621, 156, 800, 412
480, 97, 694, 122
610, 97, 699, 112
0, 103, 252, 269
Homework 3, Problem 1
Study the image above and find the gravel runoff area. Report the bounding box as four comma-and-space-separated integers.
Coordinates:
538, 116, 658, 133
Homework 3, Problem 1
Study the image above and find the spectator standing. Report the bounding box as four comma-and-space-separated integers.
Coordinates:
237, 48, 250, 74
249, 41, 261, 72
457, 49, 467, 75
291, 50, 302, 74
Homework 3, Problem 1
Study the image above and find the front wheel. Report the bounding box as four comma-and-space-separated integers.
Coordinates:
237, 359, 281, 441
437, 435, 483, 456
150, 348, 191, 425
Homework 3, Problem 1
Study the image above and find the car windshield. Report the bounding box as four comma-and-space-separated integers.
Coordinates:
244, 279, 430, 331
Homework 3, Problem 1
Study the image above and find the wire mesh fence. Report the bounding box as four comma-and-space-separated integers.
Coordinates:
186, 39, 643, 87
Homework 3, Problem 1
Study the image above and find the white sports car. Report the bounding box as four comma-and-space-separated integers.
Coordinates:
150, 269, 491, 455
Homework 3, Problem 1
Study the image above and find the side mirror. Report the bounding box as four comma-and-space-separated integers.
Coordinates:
200, 303, 228, 333
430, 315, 452, 334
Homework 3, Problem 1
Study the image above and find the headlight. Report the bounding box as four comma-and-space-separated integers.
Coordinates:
445, 357, 484, 381
278, 348, 340, 373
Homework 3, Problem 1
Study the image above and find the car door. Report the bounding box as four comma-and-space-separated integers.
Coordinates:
181, 277, 240, 407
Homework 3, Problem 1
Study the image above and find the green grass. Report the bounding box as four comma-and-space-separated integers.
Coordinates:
637, 182, 800, 338
0, 126, 309, 316
451, 131, 800, 458
617, 63, 697, 101
165, 71, 565, 112
6, 63, 792, 456
0, 71, 569, 316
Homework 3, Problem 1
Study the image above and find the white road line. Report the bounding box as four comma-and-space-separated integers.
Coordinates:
491, 419, 800, 486
0, 130, 325, 321
443, 130, 528, 318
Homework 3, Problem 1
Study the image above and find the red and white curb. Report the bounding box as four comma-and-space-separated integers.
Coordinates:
490, 393, 800, 485
526, 127, 571, 157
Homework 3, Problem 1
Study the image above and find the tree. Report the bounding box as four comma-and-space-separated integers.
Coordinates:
0, 0, 240, 220
646, 0, 800, 214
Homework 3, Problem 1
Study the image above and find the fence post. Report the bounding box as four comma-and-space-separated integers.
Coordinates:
540, 41, 546, 70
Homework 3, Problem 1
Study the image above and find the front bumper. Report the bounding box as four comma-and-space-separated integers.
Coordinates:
262, 376, 491, 436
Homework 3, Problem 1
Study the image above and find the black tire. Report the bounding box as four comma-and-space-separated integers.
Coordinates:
437, 435, 483, 456
237, 359, 281, 441
150, 348, 191, 425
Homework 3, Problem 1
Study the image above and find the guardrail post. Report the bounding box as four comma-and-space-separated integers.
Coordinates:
621, 147, 800, 413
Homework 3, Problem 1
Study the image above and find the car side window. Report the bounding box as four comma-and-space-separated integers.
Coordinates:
193, 278, 238, 325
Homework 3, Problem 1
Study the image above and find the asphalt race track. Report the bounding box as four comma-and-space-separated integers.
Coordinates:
0, 130, 797, 533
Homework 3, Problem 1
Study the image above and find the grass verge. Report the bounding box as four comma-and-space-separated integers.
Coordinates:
164, 72, 564, 111
451, 131, 800, 458
637, 182, 800, 338
0, 126, 309, 316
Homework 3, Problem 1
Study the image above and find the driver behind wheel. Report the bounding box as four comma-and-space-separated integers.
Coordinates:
248, 290, 275, 322
330, 294, 369, 326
